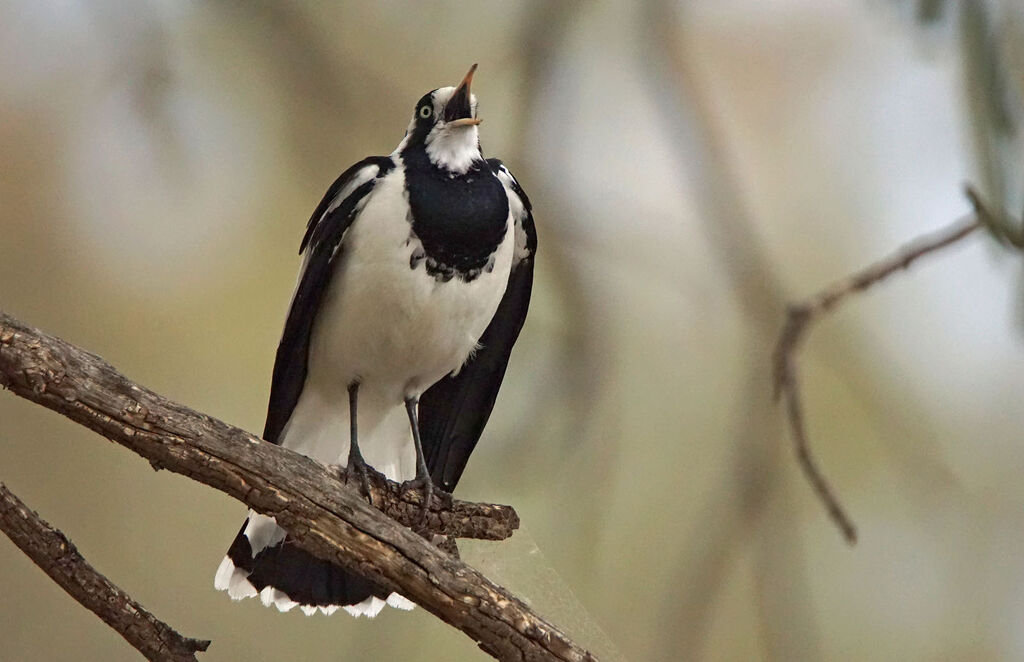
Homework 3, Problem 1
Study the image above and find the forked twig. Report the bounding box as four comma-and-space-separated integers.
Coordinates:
773, 199, 984, 544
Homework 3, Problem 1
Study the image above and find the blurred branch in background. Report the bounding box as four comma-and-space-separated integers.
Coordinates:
968, 185, 1024, 248
509, 0, 620, 576
645, 3, 821, 659
0, 311, 595, 662
0, 482, 210, 662
211, 0, 387, 181
920, 0, 1024, 329
957, 1, 1021, 215
773, 198, 985, 545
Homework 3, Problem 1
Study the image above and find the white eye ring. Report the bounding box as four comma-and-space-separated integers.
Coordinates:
419, 105, 432, 119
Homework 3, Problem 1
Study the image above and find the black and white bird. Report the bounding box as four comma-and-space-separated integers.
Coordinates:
214, 65, 537, 617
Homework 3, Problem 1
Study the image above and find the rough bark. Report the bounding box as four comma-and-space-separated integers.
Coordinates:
0, 483, 210, 661
0, 310, 595, 662
337, 464, 519, 541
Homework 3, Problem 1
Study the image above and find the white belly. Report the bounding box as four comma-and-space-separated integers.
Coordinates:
278, 168, 514, 478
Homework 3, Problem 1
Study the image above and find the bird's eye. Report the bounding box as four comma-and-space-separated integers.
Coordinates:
419, 105, 432, 119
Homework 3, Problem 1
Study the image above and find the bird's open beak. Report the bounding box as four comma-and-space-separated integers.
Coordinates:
444, 64, 482, 127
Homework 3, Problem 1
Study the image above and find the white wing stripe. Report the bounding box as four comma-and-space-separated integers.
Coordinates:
281, 164, 382, 335
321, 164, 381, 227
493, 166, 530, 265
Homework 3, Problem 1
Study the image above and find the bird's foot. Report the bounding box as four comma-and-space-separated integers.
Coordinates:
400, 475, 448, 528
340, 454, 375, 507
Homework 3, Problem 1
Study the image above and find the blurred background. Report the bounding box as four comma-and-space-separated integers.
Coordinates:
2, 1, 1024, 660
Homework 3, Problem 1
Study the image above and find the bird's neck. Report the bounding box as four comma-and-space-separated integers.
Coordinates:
395, 125, 482, 176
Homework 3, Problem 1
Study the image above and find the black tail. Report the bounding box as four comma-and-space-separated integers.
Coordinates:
215, 515, 386, 614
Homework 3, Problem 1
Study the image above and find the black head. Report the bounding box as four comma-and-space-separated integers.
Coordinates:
397, 64, 484, 174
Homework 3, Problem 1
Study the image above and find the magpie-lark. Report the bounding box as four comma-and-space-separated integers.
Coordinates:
214, 65, 537, 617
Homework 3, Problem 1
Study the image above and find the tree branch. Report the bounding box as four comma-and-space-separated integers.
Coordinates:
0, 311, 596, 662
772, 209, 983, 544
0, 482, 211, 661
336, 464, 519, 542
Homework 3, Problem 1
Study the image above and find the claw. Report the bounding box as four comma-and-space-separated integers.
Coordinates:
403, 396, 437, 528
344, 452, 375, 507
401, 475, 435, 528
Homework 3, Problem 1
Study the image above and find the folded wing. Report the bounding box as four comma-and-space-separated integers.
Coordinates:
263, 156, 394, 444
418, 158, 538, 492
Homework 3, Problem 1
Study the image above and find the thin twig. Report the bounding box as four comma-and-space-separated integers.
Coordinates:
772, 212, 983, 544
0, 482, 210, 661
0, 311, 596, 662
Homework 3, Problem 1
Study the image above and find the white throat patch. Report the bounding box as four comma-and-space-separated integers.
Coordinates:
424, 123, 481, 174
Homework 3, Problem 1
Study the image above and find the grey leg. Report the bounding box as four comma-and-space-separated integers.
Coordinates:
346, 382, 373, 503
404, 396, 434, 524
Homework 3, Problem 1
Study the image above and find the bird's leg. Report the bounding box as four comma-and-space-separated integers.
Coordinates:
403, 396, 434, 526
345, 381, 374, 504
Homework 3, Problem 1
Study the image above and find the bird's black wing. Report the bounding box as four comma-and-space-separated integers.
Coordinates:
262, 156, 394, 444
419, 158, 538, 492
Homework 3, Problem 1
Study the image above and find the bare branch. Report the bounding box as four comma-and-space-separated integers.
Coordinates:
0, 482, 210, 661
335, 464, 519, 541
0, 311, 596, 662
772, 213, 983, 544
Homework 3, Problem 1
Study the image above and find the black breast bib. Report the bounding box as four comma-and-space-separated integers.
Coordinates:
403, 150, 509, 281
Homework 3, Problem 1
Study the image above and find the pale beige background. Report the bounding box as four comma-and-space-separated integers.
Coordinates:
2, 2, 1024, 661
